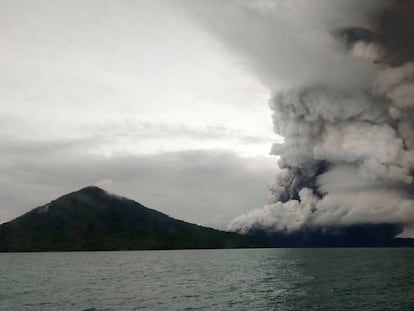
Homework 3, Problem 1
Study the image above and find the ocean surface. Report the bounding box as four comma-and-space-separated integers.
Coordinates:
1, 248, 414, 310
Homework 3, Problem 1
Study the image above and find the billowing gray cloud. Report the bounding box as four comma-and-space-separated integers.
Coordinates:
177, 0, 414, 237
177, 0, 386, 88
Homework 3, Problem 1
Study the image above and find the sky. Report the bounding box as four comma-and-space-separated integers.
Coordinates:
0, 0, 278, 229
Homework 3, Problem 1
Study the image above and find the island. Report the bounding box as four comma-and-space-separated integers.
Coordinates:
0, 186, 269, 252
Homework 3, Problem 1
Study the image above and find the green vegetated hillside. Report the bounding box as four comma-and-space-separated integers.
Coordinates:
0, 186, 269, 251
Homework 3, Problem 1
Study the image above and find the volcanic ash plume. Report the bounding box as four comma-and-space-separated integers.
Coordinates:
178, 0, 414, 242
215, 0, 414, 242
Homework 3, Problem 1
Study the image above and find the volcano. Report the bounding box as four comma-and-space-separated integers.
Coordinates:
0, 186, 268, 251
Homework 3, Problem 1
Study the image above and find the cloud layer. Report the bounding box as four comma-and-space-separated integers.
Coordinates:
0, 138, 273, 229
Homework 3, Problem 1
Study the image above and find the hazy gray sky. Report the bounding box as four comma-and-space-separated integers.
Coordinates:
0, 0, 277, 228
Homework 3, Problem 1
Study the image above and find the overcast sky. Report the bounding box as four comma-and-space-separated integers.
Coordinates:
0, 0, 278, 229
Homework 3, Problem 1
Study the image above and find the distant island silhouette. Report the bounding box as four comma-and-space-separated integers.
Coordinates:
0, 186, 269, 252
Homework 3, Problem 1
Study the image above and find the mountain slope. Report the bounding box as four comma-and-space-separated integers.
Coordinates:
0, 186, 268, 251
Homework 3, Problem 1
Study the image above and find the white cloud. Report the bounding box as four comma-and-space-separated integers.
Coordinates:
0, 0, 275, 157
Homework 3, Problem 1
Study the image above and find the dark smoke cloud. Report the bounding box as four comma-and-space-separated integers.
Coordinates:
379, 0, 414, 66
178, 0, 414, 243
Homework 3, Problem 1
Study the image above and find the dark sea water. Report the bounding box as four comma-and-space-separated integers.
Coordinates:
1, 248, 414, 310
